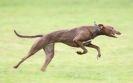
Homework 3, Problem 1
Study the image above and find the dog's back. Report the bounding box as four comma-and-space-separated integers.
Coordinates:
45, 26, 93, 47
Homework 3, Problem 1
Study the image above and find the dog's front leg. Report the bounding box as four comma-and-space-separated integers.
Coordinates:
73, 37, 88, 55
83, 41, 101, 59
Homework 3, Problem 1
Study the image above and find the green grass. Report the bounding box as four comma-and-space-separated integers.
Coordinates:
0, 0, 133, 83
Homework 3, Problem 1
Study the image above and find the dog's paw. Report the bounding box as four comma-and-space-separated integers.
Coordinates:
97, 54, 101, 60
41, 68, 46, 72
13, 66, 18, 69
98, 54, 101, 57
76, 51, 83, 55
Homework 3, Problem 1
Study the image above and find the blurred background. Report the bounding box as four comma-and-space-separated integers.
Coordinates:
0, 0, 133, 83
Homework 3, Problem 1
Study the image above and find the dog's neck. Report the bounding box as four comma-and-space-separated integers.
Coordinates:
90, 26, 103, 39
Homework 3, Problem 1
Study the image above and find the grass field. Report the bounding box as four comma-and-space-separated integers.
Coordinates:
0, 0, 133, 83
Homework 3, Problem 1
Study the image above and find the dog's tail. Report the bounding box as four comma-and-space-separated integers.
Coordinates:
14, 30, 43, 38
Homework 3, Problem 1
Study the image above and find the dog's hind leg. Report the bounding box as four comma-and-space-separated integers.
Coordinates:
73, 35, 88, 55
13, 38, 45, 69
41, 43, 55, 72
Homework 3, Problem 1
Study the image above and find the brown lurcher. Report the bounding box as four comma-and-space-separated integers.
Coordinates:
13, 23, 121, 72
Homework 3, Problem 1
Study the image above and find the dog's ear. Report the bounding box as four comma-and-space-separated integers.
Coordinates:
98, 24, 104, 30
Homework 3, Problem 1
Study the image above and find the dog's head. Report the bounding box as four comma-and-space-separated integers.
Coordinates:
96, 24, 121, 38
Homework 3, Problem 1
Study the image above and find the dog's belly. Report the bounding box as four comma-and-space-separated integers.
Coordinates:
61, 41, 79, 47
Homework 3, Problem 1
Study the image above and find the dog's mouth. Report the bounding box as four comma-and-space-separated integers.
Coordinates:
110, 31, 121, 38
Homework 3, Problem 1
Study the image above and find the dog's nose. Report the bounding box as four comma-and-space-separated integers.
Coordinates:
116, 31, 121, 35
